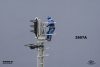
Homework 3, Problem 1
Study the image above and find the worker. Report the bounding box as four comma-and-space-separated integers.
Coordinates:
46, 16, 55, 41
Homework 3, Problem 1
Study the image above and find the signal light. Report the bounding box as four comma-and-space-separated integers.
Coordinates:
30, 18, 38, 37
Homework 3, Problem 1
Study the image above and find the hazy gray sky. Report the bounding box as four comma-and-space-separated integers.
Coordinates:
0, 0, 100, 67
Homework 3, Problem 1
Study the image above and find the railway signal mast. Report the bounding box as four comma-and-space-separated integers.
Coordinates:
25, 17, 56, 67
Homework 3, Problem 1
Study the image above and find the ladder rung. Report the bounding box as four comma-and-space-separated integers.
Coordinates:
37, 54, 49, 57
44, 22, 56, 23
37, 56, 44, 57
40, 63, 43, 64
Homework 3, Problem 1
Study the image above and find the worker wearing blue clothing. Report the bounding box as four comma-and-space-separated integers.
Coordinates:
46, 16, 55, 41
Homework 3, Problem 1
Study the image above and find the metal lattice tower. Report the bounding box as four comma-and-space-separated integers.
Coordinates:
36, 18, 46, 67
